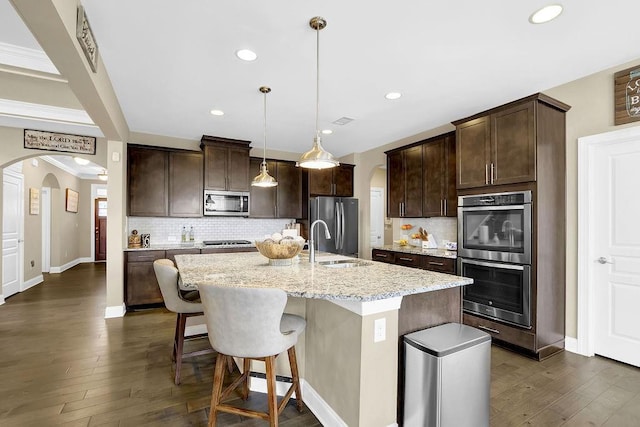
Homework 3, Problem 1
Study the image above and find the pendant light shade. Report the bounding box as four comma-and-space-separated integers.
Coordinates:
252, 86, 278, 187
298, 16, 339, 169
97, 169, 108, 181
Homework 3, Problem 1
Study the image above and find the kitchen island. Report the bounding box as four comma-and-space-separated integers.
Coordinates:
175, 252, 472, 427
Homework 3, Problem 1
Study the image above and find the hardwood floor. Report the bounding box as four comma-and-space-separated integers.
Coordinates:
0, 263, 638, 426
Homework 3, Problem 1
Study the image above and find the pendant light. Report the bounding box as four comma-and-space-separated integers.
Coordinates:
251, 86, 278, 187
298, 16, 339, 169
97, 169, 108, 181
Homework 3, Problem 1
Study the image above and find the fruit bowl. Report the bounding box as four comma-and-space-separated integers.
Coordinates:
255, 238, 305, 265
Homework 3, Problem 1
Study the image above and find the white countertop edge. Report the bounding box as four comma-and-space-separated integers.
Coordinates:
331, 296, 403, 316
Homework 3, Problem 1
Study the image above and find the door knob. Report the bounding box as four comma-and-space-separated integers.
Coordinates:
596, 257, 612, 264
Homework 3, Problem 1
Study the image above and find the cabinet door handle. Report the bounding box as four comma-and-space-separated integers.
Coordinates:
440, 199, 443, 216
485, 164, 489, 185
490, 163, 495, 184
375, 253, 388, 258
428, 261, 444, 266
478, 325, 500, 334
398, 257, 414, 262
444, 199, 447, 215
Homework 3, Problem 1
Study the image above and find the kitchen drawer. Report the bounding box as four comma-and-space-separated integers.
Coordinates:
372, 249, 395, 264
394, 253, 422, 268
463, 313, 535, 351
422, 256, 455, 274
126, 250, 166, 263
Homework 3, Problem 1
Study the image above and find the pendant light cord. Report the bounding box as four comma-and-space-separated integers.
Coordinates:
263, 90, 267, 166
315, 23, 320, 138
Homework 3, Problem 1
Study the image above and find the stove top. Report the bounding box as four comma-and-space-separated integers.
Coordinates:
202, 239, 252, 246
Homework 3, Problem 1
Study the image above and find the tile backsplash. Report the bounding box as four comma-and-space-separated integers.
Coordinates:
128, 217, 295, 245
393, 217, 457, 247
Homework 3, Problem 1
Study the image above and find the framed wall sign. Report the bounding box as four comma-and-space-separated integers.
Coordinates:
24, 129, 96, 154
29, 188, 40, 215
76, 6, 99, 72
614, 64, 640, 125
65, 188, 79, 213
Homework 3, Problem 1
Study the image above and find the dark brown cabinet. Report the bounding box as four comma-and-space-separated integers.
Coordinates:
371, 248, 455, 274
128, 147, 169, 217
387, 145, 422, 217
168, 151, 203, 217
307, 164, 355, 197
128, 146, 203, 217
422, 132, 457, 217
249, 158, 303, 219
454, 93, 569, 189
201, 136, 251, 192
125, 250, 166, 306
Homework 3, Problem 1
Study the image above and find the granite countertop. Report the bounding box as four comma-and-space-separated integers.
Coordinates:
372, 244, 457, 259
174, 252, 471, 302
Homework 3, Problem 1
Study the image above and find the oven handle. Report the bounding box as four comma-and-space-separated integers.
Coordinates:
459, 258, 526, 271
461, 204, 525, 212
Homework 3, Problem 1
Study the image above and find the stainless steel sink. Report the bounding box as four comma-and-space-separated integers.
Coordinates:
317, 259, 372, 268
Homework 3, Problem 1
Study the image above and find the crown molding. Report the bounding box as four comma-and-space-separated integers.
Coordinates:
41, 155, 81, 178
0, 98, 95, 126
0, 42, 59, 75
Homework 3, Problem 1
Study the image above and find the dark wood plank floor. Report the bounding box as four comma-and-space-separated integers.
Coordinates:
0, 263, 638, 426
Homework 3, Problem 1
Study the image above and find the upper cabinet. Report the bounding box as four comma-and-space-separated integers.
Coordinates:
201, 135, 251, 192
422, 132, 456, 217
306, 164, 355, 197
453, 93, 570, 190
249, 158, 303, 219
128, 145, 203, 217
387, 145, 423, 217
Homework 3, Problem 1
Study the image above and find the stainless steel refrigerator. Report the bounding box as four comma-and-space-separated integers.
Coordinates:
309, 197, 359, 257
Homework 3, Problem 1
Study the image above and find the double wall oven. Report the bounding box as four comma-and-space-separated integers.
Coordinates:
458, 191, 533, 328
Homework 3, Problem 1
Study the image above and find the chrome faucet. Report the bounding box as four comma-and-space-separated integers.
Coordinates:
309, 219, 331, 264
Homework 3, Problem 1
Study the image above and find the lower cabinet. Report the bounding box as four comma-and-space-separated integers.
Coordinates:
125, 250, 166, 307
371, 249, 455, 274
125, 247, 258, 308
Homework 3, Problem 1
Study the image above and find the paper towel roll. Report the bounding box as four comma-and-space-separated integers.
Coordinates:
479, 225, 489, 244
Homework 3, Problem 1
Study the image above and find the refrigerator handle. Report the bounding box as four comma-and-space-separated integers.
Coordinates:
340, 201, 346, 251
335, 201, 341, 250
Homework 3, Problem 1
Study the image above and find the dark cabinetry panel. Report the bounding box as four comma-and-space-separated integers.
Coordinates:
249, 158, 303, 219
306, 164, 355, 197
128, 147, 169, 217
371, 249, 455, 274
201, 136, 251, 192
168, 151, 203, 217
387, 146, 422, 217
128, 146, 203, 218
125, 250, 166, 306
422, 132, 457, 217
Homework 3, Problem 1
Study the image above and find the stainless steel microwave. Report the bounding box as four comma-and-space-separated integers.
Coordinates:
203, 190, 249, 216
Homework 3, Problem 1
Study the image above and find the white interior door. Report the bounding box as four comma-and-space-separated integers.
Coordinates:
592, 137, 640, 367
3, 169, 24, 298
370, 187, 384, 247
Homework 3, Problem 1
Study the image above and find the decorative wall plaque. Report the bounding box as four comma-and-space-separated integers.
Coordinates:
24, 129, 96, 154
65, 188, 79, 213
29, 188, 40, 215
76, 5, 99, 72
614, 64, 640, 125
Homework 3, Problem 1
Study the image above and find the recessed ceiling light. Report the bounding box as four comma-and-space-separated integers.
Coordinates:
210, 109, 224, 116
385, 92, 402, 100
74, 156, 90, 165
529, 4, 563, 24
236, 49, 257, 61
321, 129, 333, 135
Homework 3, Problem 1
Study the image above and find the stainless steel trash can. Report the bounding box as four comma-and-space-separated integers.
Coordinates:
403, 322, 491, 427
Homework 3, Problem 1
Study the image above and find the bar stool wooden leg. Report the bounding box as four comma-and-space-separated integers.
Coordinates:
208, 353, 227, 427
241, 358, 251, 400
287, 346, 303, 412
174, 313, 188, 385
265, 355, 278, 427
172, 314, 180, 362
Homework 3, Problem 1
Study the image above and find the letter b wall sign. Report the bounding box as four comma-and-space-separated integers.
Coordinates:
615, 64, 640, 126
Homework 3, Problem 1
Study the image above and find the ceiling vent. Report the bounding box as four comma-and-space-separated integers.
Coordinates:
332, 116, 354, 125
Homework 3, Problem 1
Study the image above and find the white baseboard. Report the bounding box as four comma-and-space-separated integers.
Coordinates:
564, 336, 579, 354
301, 380, 349, 427
104, 303, 126, 318
22, 274, 43, 291
50, 257, 92, 273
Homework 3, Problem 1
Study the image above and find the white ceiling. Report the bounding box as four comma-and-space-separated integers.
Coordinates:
1, 0, 639, 159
